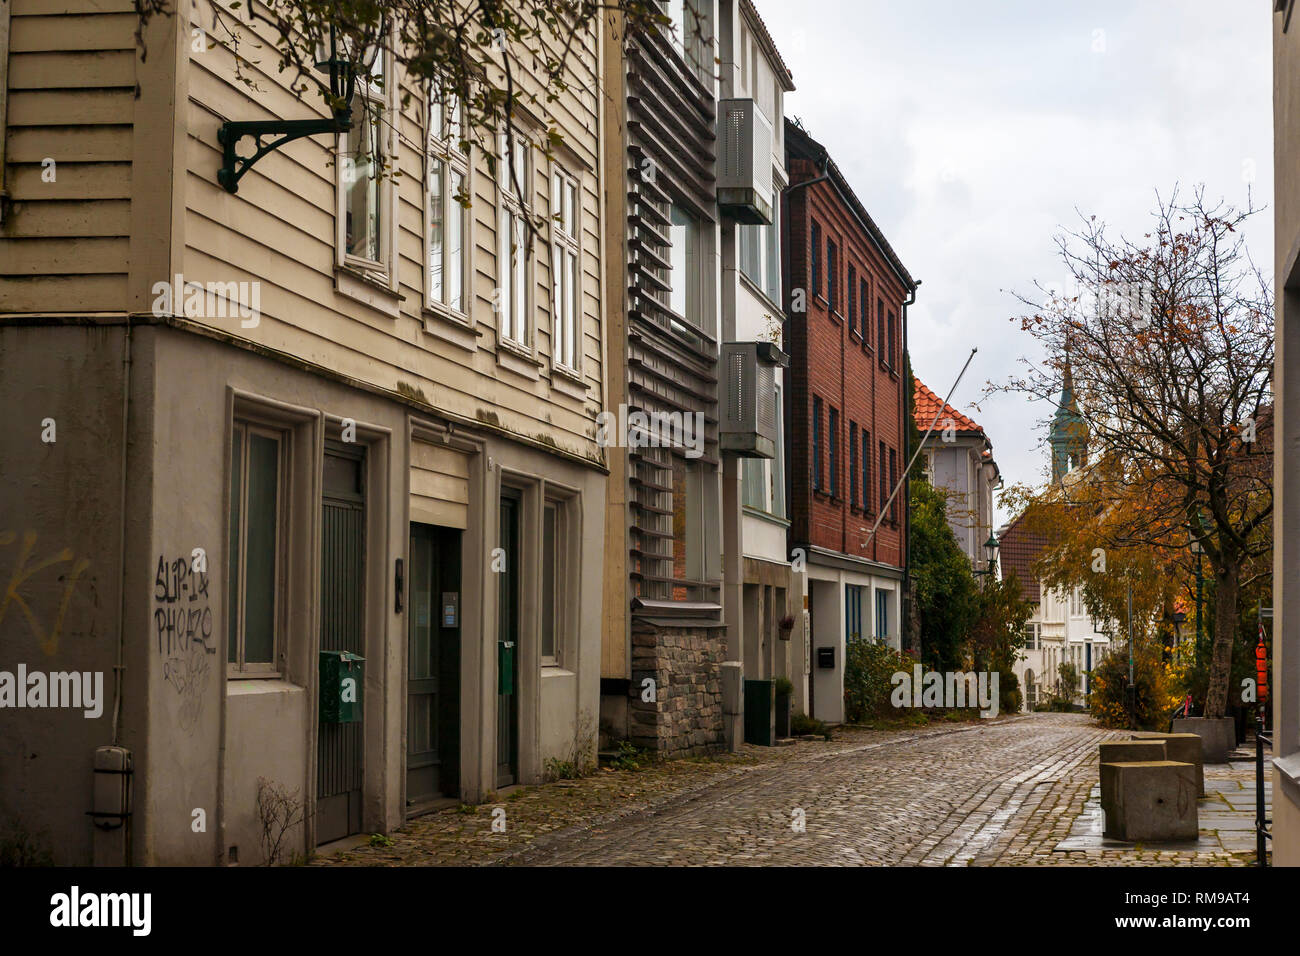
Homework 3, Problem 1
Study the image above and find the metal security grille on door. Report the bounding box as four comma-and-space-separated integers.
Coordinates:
317, 445, 365, 844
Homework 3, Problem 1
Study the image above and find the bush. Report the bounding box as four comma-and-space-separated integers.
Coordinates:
844, 640, 916, 723
791, 712, 832, 739
1089, 641, 1178, 730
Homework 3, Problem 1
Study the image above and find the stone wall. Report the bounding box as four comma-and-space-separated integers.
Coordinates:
629, 623, 726, 756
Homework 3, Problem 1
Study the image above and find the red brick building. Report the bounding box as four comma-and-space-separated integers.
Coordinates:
783, 119, 917, 721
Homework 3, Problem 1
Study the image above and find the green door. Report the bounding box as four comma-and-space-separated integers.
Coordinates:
496, 493, 520, 787
406, 523, 461, 806
317, 443, 366, 844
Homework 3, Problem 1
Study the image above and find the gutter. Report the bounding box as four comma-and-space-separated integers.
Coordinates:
902, 281, 919, 654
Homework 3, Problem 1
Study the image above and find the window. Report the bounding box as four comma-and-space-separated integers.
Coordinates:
668, 203, 702, 331
810, 221, 821, 296
828, 406, 839, 497
847, 265, 857, 332
889, 447, 898, 522
773, 383, 786, 518
738, 186, 782, 305
742, 457, 765, 510
662, 0, 713, 87
551, 166, 581, 371
878, 439, 887, 513
1024, 622, 1040, 650
671, 454, 708, 597
875, 590, 890, 643
877, 298, 885, 363
228, 423, 285, 675
340, 41, 391, 274
887, 310, 897, 369
859, 279, 870, 342
827, 239, 838, 310
846, 585, 864, 643
427, 91, 468, 315
862, 428, 871, 512
812, 396, 822, 491
849, 421, 858, 505
542, 501, 565, 665
498, 130, 531, 346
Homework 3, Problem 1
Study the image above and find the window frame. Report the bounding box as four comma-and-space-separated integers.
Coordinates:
812, 395, 823, 492
498, 127, 534, 349
550, 162, 582, 375
862, 428, 872, 512
337, 36, 395, 281
227, 420, 288, 678
849, 420, 858, 505
828, 405, 839, 498
425, 89, 470, 320
827, 238, 838, 312
810, 220, 821, 299
541, 497, 569, 667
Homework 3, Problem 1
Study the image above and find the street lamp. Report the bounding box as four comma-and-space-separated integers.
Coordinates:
974, 531, 1000, 580
1172, 608, 1187, 664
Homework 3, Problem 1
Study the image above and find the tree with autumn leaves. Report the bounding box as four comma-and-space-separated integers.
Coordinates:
996, 186, 1273, 721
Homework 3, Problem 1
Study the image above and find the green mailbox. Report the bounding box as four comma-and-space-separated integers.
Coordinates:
320, 650, 365, 723
498, 642, 514, 695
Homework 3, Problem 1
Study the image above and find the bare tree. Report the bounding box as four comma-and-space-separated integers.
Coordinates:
995, 186, 1273, 718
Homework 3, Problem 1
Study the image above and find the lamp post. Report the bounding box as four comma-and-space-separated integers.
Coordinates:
1172, 608, 1187, 664
974, 532, 1000, 581
1126, 576, 1135, 729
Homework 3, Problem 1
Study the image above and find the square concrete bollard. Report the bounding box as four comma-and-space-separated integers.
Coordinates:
1133, 732, 1205, 796
1099, 740, 1167, 828
1104, 761, 1199, 842
1172, 716, 1237, 764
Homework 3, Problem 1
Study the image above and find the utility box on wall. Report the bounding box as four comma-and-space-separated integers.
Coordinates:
320, 650, 365, 723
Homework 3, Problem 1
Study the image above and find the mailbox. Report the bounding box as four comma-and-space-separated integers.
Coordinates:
320, 650, 365, 723
816, 646, 835, 669
498, 642, 515, 695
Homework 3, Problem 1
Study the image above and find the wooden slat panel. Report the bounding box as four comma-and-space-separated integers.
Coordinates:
7, 126, 132, 162
6, 162, 132, 200
0, 199, 131, 237
410, 496, 468, 530
411, 441, 469, 476
1, 237, 129, 274
7, 50, 136, 88
10, 13, 138, 52
0, 274, 127, 311
8, 89, 137, 126
409, 469, 468, 504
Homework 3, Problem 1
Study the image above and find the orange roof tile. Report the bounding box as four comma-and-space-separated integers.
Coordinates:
913, 377, 984, 434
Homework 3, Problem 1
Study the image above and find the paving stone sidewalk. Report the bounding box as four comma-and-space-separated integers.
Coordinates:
312, 713, 1267, 867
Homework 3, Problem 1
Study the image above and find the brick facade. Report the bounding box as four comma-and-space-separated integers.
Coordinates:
783, 122, 912, 573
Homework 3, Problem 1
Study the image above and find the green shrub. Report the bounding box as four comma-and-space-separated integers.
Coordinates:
791, 712, 832, 739
774, 676, 795, 698
844, 640, 916, 723
1089, 641, 1177, 730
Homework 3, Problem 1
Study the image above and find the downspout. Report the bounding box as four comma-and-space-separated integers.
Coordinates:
113, 316, 132, 747
901, 280, 919, 655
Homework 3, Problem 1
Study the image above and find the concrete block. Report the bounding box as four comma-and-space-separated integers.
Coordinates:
1133, 732, 1205, 796
1099, 741, 1167, 817
721, 661, 744, 751
1172, 716, 1237, 763
1103, 761, 1199, 841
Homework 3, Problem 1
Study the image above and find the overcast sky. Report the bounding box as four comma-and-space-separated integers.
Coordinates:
758, 0, 1274, 528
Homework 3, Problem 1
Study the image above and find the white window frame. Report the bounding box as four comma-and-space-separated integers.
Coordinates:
541, 498, 569, 667
550, 163, 581, 375
336, 36, 396, 283
425, 89, 470, 320
227, 421, 288, 678
498, 128, 533, 349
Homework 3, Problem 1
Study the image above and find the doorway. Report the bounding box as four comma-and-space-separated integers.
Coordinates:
406, 523, 462, 808
317, 441, 366, 845
496, 491, 521, 788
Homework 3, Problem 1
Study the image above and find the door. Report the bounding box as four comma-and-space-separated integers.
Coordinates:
406, 523, 461, 806
317, 443, 366, 845
496, 492, 520, 787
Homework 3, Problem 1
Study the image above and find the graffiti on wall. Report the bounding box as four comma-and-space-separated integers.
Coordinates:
155, 553, 215, 734
0, 531, 91, 657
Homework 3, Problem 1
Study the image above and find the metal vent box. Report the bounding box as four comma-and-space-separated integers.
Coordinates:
717, 98, 774, 224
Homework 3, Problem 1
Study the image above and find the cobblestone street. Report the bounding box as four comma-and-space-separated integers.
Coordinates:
320, 713, 1264, 867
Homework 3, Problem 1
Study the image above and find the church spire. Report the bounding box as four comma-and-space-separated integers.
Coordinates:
1050, 360, 1088, 482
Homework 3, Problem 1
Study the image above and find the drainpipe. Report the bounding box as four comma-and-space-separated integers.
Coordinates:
113, 316, 132, 747
901, 280, 920, 656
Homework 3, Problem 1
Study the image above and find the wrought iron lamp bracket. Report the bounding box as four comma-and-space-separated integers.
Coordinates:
217, 108, 352, 194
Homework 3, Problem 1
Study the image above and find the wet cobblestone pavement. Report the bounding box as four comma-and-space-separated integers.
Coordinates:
314, 713, 1262, 867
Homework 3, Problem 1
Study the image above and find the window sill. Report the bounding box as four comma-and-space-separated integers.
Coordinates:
422, 306, 479, 352
335, 266, 402, 318
550, 366, 588, 401
226, 676, 302, 695
737, 270, 784, 318
497, 341, 542, 380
